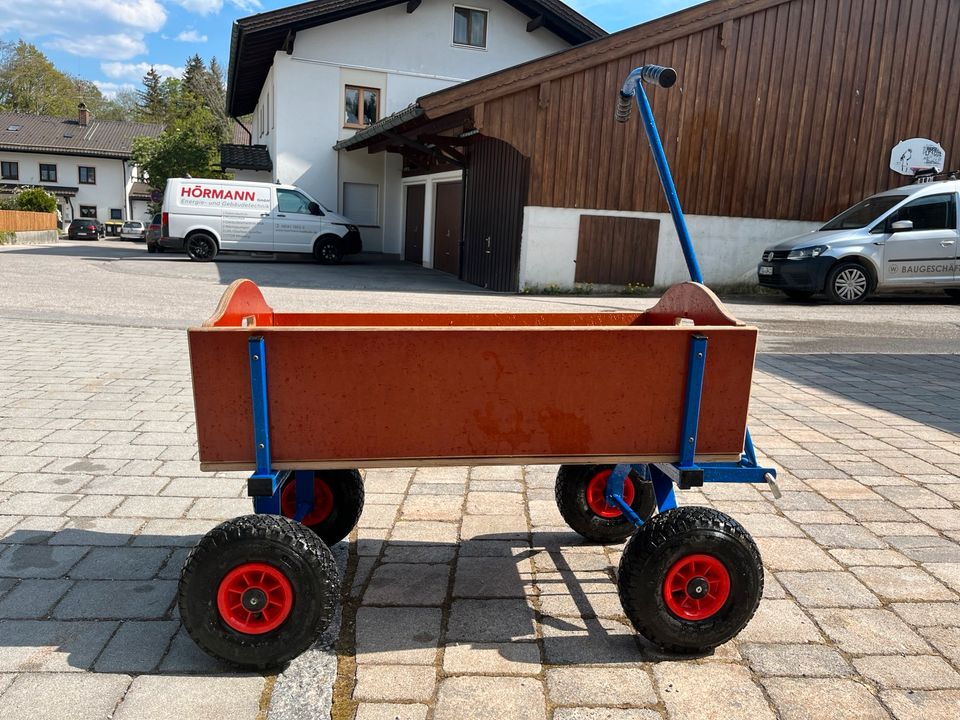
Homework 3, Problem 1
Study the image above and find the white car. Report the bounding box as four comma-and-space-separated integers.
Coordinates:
160, 178, 362, 264
120, 221, 146, 241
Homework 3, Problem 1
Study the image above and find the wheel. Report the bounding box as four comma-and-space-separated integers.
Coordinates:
946, 289, 960, 300
313, 236, 343, 265
279, 469, 364, 546
782, 289, 814, 300
178, 514, 339, 669
555, 465, 657, 544
617, 506, 763, 654
187, 233, 218, 261
825, 261, 871, 303
147, 243, 158, 254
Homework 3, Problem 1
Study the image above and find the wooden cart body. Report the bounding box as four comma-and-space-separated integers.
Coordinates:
188, 279, 758, 472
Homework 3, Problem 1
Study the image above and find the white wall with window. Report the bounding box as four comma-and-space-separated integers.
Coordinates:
251, 0, 573, 253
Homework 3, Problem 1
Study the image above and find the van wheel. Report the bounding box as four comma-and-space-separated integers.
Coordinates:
826, 262, 870, 304
313, 237, 343, 265
187, 233, 218, 262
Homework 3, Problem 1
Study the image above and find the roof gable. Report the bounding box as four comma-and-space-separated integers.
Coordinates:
0, 113, 163, 160
226, 0, 606, 116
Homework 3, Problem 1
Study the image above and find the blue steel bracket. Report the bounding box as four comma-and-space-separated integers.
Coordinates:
246, 336, 285, 515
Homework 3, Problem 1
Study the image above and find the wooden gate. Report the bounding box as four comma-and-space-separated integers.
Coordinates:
575, 215, 660, 286
404, 185, 425, 264
433, 181, 462, 276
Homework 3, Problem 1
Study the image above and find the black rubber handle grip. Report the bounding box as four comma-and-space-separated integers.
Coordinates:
640, 65, 677, 88
615, 92, 633, 123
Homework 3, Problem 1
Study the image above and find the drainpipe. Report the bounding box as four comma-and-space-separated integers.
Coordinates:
123, 159, 131, 220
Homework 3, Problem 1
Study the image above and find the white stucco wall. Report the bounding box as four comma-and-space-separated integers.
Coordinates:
519, 206, 822, 289
0, 151, 132, 222
250, 0, 575, 252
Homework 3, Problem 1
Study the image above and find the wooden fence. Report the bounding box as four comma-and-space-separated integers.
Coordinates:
0, 210, 57, 232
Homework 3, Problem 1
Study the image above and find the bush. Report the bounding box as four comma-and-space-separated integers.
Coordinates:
15, 187, 56, 213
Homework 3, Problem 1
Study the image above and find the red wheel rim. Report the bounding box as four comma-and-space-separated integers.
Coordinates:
662, 553, 731, 621
217, 562, 294, 634
280, 474, 334, 526
585, 469, 636, 519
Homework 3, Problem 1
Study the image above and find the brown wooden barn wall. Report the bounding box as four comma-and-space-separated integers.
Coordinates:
470, 0, 960, 222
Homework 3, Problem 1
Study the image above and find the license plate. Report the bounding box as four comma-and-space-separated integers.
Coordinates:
759, 265, 774, 276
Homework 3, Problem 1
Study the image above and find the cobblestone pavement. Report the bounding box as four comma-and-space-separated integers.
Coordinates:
1, 314, 959, 719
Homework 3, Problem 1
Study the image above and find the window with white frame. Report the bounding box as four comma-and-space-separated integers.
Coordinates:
454, 6, 488, 48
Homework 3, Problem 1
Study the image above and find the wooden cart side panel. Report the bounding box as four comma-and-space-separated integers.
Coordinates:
641, 282, 744, 327
203, 279, 275, 328
273, 312, 647, 328
188, 325, 758, 467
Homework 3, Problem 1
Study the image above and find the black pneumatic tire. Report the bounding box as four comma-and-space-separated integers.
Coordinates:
279, 469, 365, 546
313, 236, 343, 265
555, 464, 657, 544
186, 233, 218, 262
825, 261, 871, 304
178, 514, 340, 669
617, 506, 763, 654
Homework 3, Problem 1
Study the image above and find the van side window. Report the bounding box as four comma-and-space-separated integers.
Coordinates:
277, 189, 313, 214
886, 193, 957, 232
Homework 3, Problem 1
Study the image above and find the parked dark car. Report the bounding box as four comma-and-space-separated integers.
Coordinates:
67, 219, 101, 240
146, 214, 164, 253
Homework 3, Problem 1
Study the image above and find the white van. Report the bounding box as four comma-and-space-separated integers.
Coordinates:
160, 178, 362, 264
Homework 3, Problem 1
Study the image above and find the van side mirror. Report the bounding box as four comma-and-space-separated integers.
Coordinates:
889, 219, 913, 232
308, 202, 323, 216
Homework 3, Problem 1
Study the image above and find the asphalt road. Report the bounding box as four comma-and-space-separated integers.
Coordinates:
1, 239, 958, 353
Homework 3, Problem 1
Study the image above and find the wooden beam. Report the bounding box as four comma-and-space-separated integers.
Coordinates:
526, 15, 544, 32
282, 29, 296, 54
406, 0, 421, 12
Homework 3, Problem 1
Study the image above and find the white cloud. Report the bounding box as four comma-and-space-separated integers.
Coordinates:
175, 29, 208, 43
93, 81, 137, 99
230, 0, 263, 12
169, 0, 223, 15
101, 62, 185, 82
49, 33, 146, 61
0, 0, 166, 36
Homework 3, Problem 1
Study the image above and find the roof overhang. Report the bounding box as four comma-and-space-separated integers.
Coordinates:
226, 0, 606, 117
220, 143, 274, 172
0, 145, 133, 160
0, 182, 79, 197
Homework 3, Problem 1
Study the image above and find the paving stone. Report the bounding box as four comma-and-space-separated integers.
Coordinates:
54, 580, 177, 619
442, 641, 541, 675
0, 579, 72, 619
400, 496, 463, 522
800, 524, 887, 549
132, 518, 219, 546
407, 482, 467, 496
737, 513, 805, 537
552, 710, 662, 720
762, 678, 888, 720
0, 620, 117, 671
469, 465, 524, 480
835, 500, 913, 522
1, 473, 90, 493
49, 517, 144, 546
541, 616, 642, 666
68, 547, 170, 580
741, 643, 853, 677
434, 675, 545, 720
891, 602, 960, 627
924, 563, 960, 592
447, 598, 537, 643
850, 566, 956, 602
355, 606, 442, 665
382, 544, 456, 564
355, 704, 428, 720
460, 514, 529, 541
756, 538, 841, 571
0, 492, 82, 516
918, 626, 960, 664
913, 510, 960, 532
864, 522, 940, 537
777, 571, 881, 608
354, 664, 436, 702
158, 627, 234, 673
810, 609, 930, 655
454, 556, 533, 598
0, 672, 131, 720
362, 563, 450, 606
853, 655, 960, 689
538, 575, 624, 619
547, 667, 656, 707
460, 539, 529, 557
0, 544, 88, 578
113, 675, 264, 720
532, 547, 611, 574
83, 475, 168, 495
390, 521, 460, 544
880, 689, 960, 720
466, 491, 525, 515
94, 620, 179, 673
415, 466, 470, 482
875, 486, 953, 508
655, 663, 775, 720
185, 497, 251, 519
114, 496, 193, 519
829, 549, 913, 566
737, 599, 824, 643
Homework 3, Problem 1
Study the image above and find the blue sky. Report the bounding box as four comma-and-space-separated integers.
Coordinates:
0, 0, 703, 100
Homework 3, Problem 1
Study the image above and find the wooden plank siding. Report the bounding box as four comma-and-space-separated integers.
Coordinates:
447, 0, 960, 223
0, 210, 56, 232
575, 215, 659, 286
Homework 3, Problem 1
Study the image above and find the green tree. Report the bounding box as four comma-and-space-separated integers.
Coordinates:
0, 41, 78, 116
14, 187, 57, 213
137, 66, 166, 122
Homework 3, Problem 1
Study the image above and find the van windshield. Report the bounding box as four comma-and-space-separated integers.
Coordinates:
821, 195, 905, 230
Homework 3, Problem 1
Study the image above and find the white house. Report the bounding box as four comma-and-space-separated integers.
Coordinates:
0, 105, 163, 225
221, 0, 603, 259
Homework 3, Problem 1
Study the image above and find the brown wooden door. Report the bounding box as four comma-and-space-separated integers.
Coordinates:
404, 185, 425, 264
433, 181, 462, 276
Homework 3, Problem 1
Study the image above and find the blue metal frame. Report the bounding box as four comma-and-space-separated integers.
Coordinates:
601, 67, 779, 526
247, 336, 315, 518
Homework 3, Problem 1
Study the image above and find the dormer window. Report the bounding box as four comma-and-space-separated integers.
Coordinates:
454, 6, 488, 48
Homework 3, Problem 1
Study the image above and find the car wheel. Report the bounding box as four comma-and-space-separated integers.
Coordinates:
147, 243, 158, 254
313, 237, 343, 265
187, 233, 219, 262
782, 289, 815, 300
826, 261, 871, 304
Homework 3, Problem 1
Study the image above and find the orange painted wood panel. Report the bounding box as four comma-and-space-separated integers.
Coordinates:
189, 281, 758, 469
